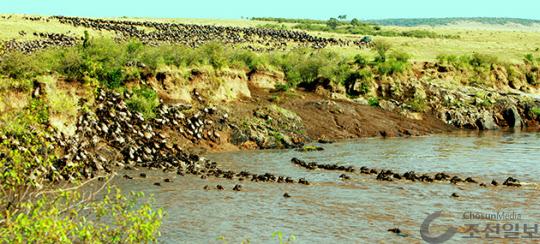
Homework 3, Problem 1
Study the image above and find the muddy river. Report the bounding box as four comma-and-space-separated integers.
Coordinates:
112, 131, 540, 243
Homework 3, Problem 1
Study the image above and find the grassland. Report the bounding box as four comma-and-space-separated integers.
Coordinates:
1, 14, 540, 63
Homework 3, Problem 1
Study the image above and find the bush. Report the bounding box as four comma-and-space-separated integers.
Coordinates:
532, 107, 540, 117
0, 187, 163, 243
469, 53, 498, 68
407, 97, 428, 112
368, 97, 380, 107
126, 87, 159, 119
274, 83, 290, 92
373, 40, 392, 63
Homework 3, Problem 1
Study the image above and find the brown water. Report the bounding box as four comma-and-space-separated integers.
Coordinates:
112, 131, 540, 243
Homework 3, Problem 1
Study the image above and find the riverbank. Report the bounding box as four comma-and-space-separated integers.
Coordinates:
1, 17, 540, 242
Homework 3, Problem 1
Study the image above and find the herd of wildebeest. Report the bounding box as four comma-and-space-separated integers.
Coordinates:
2, 15, 372, 53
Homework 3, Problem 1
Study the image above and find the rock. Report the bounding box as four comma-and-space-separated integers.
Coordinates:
139, 173, 147, 178
379, 100, 397, 111
233, 184, 242, 191
153, 182, 161, 186
216, 185, 224, 190
164, 178, 172, 183
283, 193, 291, 198
476, 111, 499, 130
123, 174, 133, 179
451, 193, 459, 198
352, 97, 369, 105
491, 180, 499, 186
387, 228, 401, 234
503, 106, 522, 128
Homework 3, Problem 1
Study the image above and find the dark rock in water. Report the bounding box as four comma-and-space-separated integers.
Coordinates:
387, 228, 401, 234
203, 185, 209, 190
233, 184, 242, 191
465, 177, 477, 183
164, 178, 172, 183
451, 193, 460, 198
139, 173, 147, 178
369, 169, 378, 174
285, 177, 294, 183
283, 193, 291, 198
123, 174, 133, 179
491, 180, 499, 186
216, 185, 224, 190
503, 177, 521, 187
153, 182, 161, 186
393, 173, 402, 180
479, 183, 487, 187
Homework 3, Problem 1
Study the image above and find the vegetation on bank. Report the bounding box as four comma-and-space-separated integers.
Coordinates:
0, 87, 163, 242
252, 17, 459, 39
0, 33, 539, 242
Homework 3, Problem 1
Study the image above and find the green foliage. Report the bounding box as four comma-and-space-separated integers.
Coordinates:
0, 187, 163, 243
254, 17, 456, 39
272, 231, 296, 244
353, 54, 369, 68
469, 53, 498, 68
532, 107, 540, 117
373, 40, 392, 63
274, 83, 290, 92
327, 18, 339, 30
368, 97, 380, 107
350, 18, 361, 26
126, 86, 159, 119
407, 97, 428, 112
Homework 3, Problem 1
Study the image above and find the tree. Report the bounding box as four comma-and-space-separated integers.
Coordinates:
350, 18, 361, 26
338, 15, 347, 20
327, 18, 339, 30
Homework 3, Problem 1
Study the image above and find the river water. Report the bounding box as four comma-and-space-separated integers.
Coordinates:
113, 131, 540, 243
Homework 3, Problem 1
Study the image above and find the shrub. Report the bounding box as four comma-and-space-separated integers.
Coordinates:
407, 97, 428, 112
0, 187, 163, 243
373, 40, 392, 63
532, 107, 540, 117
327, 18, 339, 30
469, 53, 498, 68
126, 87, 159, 119
274, 83, 290, 92
368, 97, 380, 107
353, 54, 369, 68
390, 51, 411, 62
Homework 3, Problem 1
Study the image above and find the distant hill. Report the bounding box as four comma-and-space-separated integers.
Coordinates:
368, 17, 540, 27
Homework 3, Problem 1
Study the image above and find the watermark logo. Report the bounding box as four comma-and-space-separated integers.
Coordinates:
420, 210, 536, 242
420, 211, 457, 244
